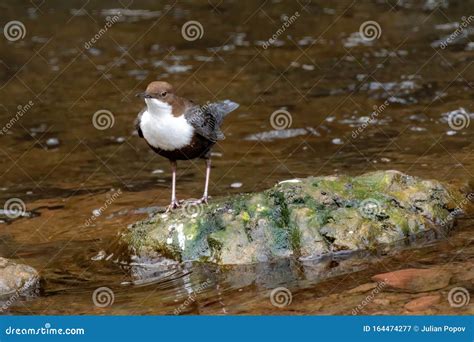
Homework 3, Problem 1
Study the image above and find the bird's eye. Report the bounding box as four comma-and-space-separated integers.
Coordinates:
161, 91, 167, 97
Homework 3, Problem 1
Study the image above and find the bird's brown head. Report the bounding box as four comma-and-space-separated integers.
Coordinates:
136, 81, 174, 103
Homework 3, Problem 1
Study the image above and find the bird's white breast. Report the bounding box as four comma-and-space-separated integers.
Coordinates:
140, 99, 194, 151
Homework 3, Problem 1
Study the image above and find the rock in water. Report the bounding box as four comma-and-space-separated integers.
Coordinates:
121, 170, 467, 265
0, 258, 40, 298
371, 268, 452, 292
404, 295, 441, 312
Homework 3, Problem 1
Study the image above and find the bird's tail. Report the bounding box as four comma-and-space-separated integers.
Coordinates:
210, 100, 239, 126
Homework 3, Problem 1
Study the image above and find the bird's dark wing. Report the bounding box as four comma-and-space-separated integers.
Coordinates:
184, 100, 239, 142
135, 107, 145, 138
184, 105, 220, 142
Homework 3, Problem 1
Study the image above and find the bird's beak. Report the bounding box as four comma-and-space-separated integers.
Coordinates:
135, 92, 152, 99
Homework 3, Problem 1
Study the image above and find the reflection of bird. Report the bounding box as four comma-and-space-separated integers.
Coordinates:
136, 81, 239, 211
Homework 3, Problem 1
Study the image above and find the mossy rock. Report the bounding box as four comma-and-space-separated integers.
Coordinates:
121, 170, 469, 265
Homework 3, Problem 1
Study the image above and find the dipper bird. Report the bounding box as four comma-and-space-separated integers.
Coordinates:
135, 81, 239, 211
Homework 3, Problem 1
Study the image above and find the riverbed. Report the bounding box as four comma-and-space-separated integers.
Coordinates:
0, 0, 472, 315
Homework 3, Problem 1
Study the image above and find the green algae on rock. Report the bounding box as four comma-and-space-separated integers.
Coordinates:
122, 171, 467, 265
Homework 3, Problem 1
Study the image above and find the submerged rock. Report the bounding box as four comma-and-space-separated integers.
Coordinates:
0, 258, 39, 298
121, 170, 467, 265
405, 295, 441, 312
347, 282, 378, 294
371, 268, 452, 293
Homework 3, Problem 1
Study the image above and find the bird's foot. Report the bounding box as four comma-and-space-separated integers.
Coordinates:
192, 196, 209, 205
165, 200, 182, 213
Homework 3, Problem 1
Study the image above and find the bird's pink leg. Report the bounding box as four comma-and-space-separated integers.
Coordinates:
200, 158, 211, 204
166, 160, 180, 212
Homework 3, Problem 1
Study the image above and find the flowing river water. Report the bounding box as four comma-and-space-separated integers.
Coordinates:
0, 0, 473, 315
